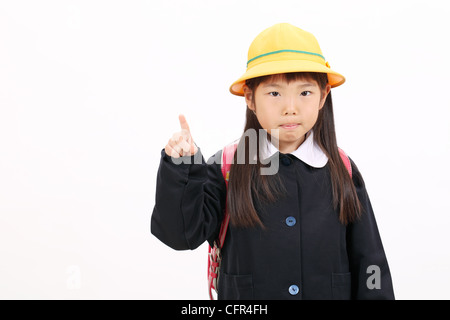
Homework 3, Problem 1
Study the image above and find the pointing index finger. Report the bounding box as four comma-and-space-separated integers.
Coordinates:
179, 114, 190, 132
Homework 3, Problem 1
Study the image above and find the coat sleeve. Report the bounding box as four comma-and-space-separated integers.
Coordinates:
150, 148, 226, 250
346, 159, 395, 300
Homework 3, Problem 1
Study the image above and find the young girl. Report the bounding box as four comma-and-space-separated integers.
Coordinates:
151, 23, 395, 300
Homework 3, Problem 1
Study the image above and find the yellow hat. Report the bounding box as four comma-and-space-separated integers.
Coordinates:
230, 23, 345, 96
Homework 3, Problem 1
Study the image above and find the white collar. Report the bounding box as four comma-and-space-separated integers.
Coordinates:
261, 130, 328, 168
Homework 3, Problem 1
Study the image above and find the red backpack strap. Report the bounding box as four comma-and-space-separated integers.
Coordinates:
208, 142, 237, 300
338, 147, 352, 178
217, 143, 237, 246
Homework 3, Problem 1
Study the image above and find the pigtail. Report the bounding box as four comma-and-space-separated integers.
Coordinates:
227, 108, 286, 228
312, 84, 362, 224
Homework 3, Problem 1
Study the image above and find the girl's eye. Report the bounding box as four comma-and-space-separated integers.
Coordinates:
301, 91, 311, 96
269, 91, 280, 97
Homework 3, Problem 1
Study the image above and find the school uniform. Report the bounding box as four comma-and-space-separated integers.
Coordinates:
151, 131, 395, 300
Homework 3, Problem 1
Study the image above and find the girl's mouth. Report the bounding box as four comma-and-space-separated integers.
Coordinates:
280, 123, 299, 129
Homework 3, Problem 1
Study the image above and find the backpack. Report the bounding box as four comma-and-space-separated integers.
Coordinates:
207, 143, 352, 300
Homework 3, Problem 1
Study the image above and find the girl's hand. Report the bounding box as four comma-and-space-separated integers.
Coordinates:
165, 114, 198, 158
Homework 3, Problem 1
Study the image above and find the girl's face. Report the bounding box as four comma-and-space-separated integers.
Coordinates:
244, 75, 331, 154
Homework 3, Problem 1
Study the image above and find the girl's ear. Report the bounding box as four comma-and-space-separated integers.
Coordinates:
243, 85, 255, 112
319, 84, 331, 110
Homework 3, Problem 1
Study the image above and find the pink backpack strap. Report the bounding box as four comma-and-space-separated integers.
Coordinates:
218, 143, 237, 247
208, 142, 237, 300
338, 147, 352, 178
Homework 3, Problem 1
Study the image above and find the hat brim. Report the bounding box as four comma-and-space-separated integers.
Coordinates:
229, 59, 345, 96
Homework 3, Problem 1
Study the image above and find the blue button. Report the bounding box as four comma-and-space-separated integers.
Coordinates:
289, 285, 299, 295
281, 157, 291, 166
286, 216, 296, 227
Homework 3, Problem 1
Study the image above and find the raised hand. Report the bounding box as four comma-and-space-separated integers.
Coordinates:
165, 114, 198, 158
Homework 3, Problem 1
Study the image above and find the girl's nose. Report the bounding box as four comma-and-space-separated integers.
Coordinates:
283, 97, 298, 115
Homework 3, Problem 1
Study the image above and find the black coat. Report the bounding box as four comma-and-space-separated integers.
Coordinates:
151, 148, 395, 300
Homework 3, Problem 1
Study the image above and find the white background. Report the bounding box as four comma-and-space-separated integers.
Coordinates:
1, 0, 449, 300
